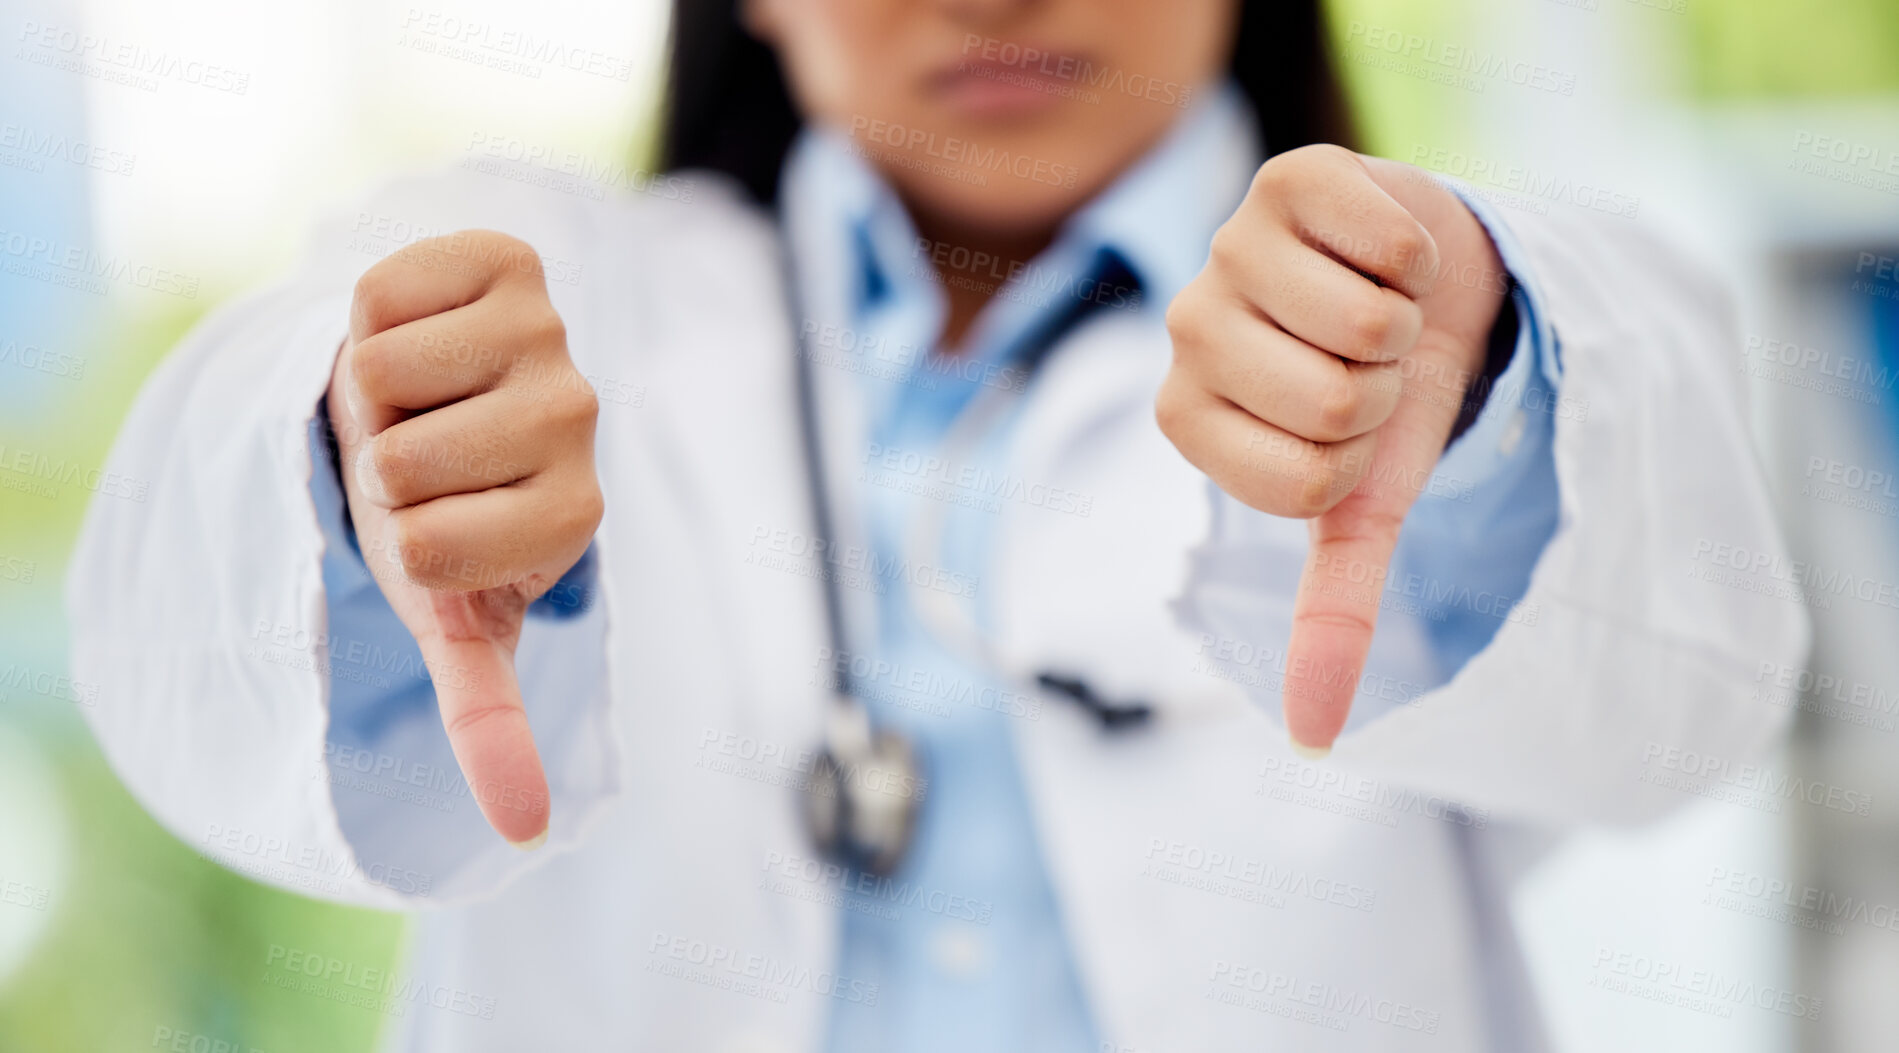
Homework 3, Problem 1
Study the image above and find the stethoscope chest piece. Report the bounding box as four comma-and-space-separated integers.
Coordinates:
802, 698, 923, 878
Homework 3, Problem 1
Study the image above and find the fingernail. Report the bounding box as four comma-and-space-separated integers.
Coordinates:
509, 828, 549, 852
1290, 738, 1332, 761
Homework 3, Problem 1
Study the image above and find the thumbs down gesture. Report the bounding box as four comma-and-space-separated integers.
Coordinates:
326, 230, 604, 847
1157, 145, 1509, 757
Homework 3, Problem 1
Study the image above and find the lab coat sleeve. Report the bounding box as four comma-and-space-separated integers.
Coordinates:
64, 180, 621, 908
1176, 204, 1811, 829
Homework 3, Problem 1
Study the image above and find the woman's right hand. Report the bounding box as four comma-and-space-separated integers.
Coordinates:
326, 230, 603, 849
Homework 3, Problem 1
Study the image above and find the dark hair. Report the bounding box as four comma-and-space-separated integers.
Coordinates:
660, 0, 1355, 206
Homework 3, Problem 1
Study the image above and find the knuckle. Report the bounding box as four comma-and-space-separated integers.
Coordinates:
571, 483, 606, 537
1248, 157, 1287, 198
543, 483, 605, 563
1347, 299, 1397, 359
1256, 144, 1350, 194
393, 512, 486, 591
536, 307, 568, 347
367, 436, 415, 497
392, 514, 445, 584
1385, 225, 1430, 274
347, 333, 400, 403
551, 375, 600, 429
1163, 286, 1196, 338
1294, 464, 1348, 518
1164, 282, 1220, 357
1314, 376, 1363, 441
1238, 432, 1335, 518
1153, 375, 1193, 443
472, 229, 544, 282
1206, 225, 1250, 277
1386, 297, 1423, 349
350, 269, 403, 337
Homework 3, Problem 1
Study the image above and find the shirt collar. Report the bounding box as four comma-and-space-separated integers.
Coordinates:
780, 82, 1264, 340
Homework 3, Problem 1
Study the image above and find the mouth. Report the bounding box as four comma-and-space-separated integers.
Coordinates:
928, 47, 1094, 120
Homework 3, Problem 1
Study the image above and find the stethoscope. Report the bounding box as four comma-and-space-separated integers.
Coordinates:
787, 261, 1153, 877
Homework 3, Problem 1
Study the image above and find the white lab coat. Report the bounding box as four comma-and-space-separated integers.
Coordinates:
66, 162, 1807, 1052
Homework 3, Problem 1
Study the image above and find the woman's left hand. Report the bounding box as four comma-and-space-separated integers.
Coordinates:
1157, 144, 1510, 756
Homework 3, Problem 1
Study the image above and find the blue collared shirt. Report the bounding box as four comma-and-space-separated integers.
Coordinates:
777, 85, 1563, 1051
310, 83, 1562, 1050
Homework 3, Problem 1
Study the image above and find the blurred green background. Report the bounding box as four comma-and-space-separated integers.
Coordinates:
2, 0, 1896, 1050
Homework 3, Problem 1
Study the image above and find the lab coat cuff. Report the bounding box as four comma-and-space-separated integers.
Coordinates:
1413, 183, 1570, 523
1446, 181, 1563, 385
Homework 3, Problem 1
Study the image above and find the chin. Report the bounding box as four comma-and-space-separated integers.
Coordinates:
892, 168, 1096, 243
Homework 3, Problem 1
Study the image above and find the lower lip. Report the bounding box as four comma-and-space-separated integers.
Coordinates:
935, 63, 1073, 119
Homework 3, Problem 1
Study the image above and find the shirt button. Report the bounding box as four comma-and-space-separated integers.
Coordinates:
1498, 409, 1527, 458
931, 926, 986, 979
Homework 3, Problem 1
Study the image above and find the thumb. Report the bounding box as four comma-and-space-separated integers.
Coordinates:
400, 585, 552, 847
351, 499, 553, 848
1282, 159, 1508, 756
328, 341, 553, 848
1281, 335, 1484, 756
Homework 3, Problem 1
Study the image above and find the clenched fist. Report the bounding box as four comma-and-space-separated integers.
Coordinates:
1158, 145, 1509, 757
327, 230, 603, 848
